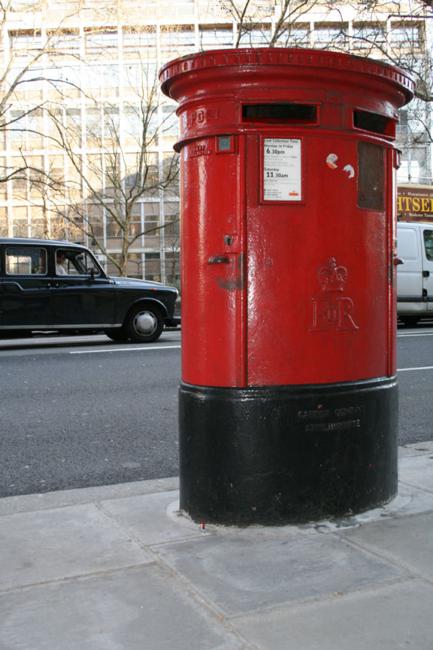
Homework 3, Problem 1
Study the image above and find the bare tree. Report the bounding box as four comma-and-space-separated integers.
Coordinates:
219, 0, 432, 98
0, 5, 180, 278
0, 0, 81, 186
38, 64, 179, 276
318, 1, 433, 181
220, 0, 321, 47
219, 0, 433, 184
325, 1, 433, 102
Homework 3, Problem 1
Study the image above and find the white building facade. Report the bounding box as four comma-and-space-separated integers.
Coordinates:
0, 0, 431, 281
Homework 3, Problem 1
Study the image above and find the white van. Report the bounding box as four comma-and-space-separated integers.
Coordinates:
397, 221, 433, 325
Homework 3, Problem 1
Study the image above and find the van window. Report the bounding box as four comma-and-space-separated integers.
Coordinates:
397, 229, 418, 260
424, 230, 433, 261
5, 246, 47, 275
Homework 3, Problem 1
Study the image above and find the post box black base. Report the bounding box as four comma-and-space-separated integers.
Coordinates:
179, 377, 398, 526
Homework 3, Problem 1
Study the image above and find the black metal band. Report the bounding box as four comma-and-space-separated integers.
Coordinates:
179, 377, 398, 525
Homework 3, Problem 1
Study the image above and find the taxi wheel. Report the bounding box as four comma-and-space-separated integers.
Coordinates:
125, 305, 164, 343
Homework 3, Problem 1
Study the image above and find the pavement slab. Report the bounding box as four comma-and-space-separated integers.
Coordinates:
342, 511, 433, 580
0, 565, 244, 650
0, 477, 179, 517
156, 529, 405, 616
99, 490, 202, 545
398, 453, 433, 493
232, 579, 433, 650
0, 504, 152, 591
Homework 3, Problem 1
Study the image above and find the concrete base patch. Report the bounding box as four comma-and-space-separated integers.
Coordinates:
233, 580, 433, 650
100, 491, 201, 545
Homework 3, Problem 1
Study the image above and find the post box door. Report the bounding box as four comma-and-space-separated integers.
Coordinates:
181, 136, 246, 387
245, 133, 393, 387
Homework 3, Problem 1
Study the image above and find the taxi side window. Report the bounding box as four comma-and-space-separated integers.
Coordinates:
5, 247, 47, 275
56, 249, 79, 276
56, 250, 101, 276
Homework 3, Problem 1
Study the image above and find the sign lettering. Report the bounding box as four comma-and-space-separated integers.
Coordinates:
397, 185, 433, 222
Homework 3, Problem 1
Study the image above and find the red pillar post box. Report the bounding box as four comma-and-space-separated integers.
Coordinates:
160, 48, 414, 525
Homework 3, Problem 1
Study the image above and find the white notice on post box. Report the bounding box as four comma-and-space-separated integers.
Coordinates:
263, 138, 302, 201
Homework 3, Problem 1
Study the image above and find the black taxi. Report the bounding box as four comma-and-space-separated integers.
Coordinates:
0, 238, 179, 342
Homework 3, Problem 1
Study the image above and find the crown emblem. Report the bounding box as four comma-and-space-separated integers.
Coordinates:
318, 257, 348, 292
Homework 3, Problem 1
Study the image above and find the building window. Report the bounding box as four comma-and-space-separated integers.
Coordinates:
314, 24, 348, 47
276, 24, 310, 47
160, 25, 196, 49
0, 159, 7, 200
53, 65, 82, 96
165, 251, 180, 285
86, 107, 102, 140
0, 207, 8, 236
199, 25, 233, 48
103, 107, 120, 140
12, 219, 29, 238
122, 27, 156, 50
11, 0, 41, 8
47, 29, 80, 50
124, 252, 143, 278
397, 146, 430, 184
85, 27, 119, 51
145, 251, 161, 281
352, 23, 386, 49
239, 24, 270, 47
390, 23, 421, 47
161, 105, 178, 136
9, 29, 41, 50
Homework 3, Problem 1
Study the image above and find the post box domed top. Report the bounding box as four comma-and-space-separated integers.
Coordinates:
160, 47, 414, 108
160, 48, 414, 150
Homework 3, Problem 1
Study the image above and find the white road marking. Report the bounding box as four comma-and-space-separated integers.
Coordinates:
398, 366, 433, 372
398, 332, 433, 337
70, 344, 181, 355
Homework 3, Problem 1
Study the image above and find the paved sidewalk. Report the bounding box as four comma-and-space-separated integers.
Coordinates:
1, 442, 433, 650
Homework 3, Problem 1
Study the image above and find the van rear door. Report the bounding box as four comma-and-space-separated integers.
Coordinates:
397, 224, 425, 313
421, 226, 433, 315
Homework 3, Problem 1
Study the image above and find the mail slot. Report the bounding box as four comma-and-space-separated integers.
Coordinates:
160, 48, 414, 525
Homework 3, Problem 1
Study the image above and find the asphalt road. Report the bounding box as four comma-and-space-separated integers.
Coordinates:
0, 325, 432, 498
0, 331, 181, 498
396, 324, 433, 444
